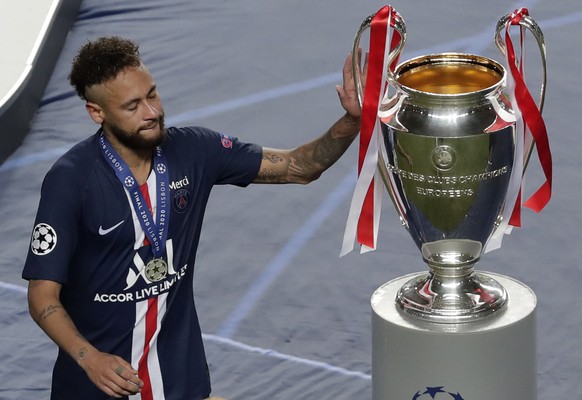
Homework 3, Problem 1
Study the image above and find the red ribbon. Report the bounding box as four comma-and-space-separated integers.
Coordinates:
505, 8, 552, 226
356, 6, 402, 248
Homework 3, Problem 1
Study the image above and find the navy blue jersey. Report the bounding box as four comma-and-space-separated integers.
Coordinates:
22, 126, 262, 400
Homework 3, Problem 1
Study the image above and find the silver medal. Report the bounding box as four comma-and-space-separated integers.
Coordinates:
145, 258, 168, 282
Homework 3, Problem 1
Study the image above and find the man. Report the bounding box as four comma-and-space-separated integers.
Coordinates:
23, 36, 366, 399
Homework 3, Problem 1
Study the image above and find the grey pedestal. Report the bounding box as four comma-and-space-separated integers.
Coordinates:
372, 272, 537, 400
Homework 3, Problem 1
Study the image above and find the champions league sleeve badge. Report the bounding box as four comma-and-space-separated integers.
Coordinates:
220, 133, 233, 149
30, 223, 57, 256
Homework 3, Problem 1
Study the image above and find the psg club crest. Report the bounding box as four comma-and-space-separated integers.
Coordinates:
30, 223, 57, 255
412, 386, 465, 400
172, 188, 191, 213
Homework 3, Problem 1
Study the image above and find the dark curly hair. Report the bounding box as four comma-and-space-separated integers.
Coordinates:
68, 36, 142, 101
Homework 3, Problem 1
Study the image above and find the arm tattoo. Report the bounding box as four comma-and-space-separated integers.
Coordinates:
263, 154, 284, 164
289, 125, 356, 182
258, 168, 286, 183
33, 300, 90, 363
258, 153, 287, 183
39, 304, 64, 321
288, 148, 315, 181
37, 303, 74, 331
78, 346, 88, 361
312, 127, 354, 166
75, 333, 90, 363
257, 114, 358, 183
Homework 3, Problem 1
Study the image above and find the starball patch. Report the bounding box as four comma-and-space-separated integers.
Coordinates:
30, 223, 57, 256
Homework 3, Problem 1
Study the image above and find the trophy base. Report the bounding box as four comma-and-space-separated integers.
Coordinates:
395, 270, 508, 323
372, 272, 537, 400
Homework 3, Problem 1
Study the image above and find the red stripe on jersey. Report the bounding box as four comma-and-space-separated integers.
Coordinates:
138, 296, 158, 399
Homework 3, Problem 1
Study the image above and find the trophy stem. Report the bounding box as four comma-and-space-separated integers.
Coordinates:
395, 240, 508, 323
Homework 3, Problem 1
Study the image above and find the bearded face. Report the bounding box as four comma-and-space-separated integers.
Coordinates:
106, 111, 166, 150
86, 63, 167, 152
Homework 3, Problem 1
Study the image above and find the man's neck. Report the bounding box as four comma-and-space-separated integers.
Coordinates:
103, 131, 153, 185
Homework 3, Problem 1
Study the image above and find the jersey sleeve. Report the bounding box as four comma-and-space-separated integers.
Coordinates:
22, 159, 83, 284
172, 126, 262, 187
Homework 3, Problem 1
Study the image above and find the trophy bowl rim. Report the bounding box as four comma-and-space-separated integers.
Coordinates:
390, 52, 507, 99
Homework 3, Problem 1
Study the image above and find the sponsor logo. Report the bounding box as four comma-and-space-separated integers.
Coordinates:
169, 176, 189, 190
93, 239, 190, 303
31, 223, 57, 255
93, 263, 188, 303
98, 220, 125, 235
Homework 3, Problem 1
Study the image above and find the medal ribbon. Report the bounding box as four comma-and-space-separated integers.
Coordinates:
504, 8, 552, 226
341, 5, 402, 255
99, 133, 170, 259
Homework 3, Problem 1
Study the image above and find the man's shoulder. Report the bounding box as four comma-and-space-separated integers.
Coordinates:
165, 125, 255, 150
163, 126, 225, 155
54, 134, 100, 166
45, 134, 103, 183
165, 126, 218, 142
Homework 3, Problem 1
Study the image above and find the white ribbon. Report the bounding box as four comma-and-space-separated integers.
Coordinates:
485, 21, 527, 252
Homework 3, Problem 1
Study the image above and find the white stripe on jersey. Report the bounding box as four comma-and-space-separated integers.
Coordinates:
131, 300, 147, 400
149, 292, 168, 400
132, 292, 168, 400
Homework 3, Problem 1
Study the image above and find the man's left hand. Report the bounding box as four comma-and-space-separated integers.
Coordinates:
335, 49, 368, 119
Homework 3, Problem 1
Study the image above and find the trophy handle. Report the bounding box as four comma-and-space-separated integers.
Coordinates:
351, 10, 407, 108
350, 10, 409, 230
495, 12, 547, 171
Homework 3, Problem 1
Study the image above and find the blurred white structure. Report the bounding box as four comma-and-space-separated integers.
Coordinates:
0, 0, 81, 164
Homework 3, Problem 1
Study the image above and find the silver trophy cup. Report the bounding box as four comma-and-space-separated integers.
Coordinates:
353, 11, 547, 323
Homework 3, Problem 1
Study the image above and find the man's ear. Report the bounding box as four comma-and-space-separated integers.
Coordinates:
85, 101, 104, 124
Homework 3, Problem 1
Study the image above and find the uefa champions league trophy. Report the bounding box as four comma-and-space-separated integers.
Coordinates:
351, 8, 548, 324
347, 6, 551, 399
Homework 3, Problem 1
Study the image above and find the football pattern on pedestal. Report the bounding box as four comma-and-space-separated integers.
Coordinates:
412, 386, 464, 400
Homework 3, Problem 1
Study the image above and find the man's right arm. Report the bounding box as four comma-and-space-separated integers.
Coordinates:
27, 279, 143, 398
